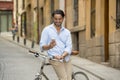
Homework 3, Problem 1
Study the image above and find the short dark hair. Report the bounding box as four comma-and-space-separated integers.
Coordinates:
52, 9, 65, 18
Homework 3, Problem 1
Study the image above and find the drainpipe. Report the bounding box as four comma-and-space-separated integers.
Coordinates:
37, 0, 40, 44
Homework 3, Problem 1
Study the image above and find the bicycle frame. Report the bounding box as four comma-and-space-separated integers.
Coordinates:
37, 57, 50, 80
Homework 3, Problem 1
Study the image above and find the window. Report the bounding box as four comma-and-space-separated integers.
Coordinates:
41, 7, 44, 25
73, 0, 78, 26
22, 0, 25, 9
116, 0, 120, 29
91, 0, 96, 38
51, 0, 54, 23
16, 0, 18, 23
72, 32, 79, 51
21, 12, 27, 37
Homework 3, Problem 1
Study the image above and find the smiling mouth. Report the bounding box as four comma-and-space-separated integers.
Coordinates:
55, 24, 61, 26
55, 22, 61, 25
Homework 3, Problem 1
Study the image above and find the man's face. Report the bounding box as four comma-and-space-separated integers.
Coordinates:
53, 14, 64, 27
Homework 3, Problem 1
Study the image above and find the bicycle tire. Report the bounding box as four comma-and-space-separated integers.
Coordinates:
73, 72, 89, 80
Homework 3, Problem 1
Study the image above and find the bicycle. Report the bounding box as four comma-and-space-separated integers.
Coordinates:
29, 50, 89, 80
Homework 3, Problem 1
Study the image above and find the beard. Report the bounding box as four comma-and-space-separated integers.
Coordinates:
54, 22, 62, 27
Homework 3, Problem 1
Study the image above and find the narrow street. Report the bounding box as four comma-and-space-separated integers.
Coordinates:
0, 36, 99, 80
0, 37, 42, 80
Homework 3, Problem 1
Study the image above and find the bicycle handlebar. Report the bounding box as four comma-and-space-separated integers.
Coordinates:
29, 50, 40, 57
29, 49, 54, 61
29, 49, 37, 54
29, 49, 60, 62
29, 49, 79, 62
29, 50, 52, 65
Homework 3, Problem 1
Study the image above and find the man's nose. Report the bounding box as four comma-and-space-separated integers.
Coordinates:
56, 20, 60, 22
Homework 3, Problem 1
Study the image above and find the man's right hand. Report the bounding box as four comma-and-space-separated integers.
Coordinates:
49, 39, 56, 49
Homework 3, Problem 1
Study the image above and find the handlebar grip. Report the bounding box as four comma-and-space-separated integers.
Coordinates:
29, 49, 39, 57
29, 49, 37, 54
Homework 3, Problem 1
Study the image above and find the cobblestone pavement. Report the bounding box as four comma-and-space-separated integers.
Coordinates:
0, 37, 40, 80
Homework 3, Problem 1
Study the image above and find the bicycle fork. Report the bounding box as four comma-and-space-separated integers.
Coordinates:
35, 61, 49, 80
35, 71, 49, 80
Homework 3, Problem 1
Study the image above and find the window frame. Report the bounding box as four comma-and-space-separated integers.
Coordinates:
90, 0, 96, 38
73, 0, 79, 26
116, 0, 120, 29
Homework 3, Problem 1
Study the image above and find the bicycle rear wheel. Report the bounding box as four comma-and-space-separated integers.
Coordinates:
73, 72, 89, 80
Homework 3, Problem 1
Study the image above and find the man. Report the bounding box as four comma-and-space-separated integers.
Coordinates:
9, 23, 18, 40
9, 23, 18, 33
40, 9, 72, 80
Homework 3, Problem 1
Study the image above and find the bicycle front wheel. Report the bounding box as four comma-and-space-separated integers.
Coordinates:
34, 77, 41, 80
73, 72, 89, 80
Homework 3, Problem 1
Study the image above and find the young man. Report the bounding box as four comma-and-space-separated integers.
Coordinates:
40, 9, 72, 80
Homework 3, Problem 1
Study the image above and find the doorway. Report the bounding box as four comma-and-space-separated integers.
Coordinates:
0, 11, 12, 32
72, 32, 79, 51
21, 12, 27, 37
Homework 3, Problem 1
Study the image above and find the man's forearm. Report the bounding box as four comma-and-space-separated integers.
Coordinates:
42, 39, 56, 50
62, 51, 68, 58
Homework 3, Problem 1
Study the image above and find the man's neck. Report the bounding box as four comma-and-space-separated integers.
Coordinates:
54, 24, 61, 33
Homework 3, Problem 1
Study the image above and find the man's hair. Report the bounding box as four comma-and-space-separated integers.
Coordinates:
52, 9, 65, 18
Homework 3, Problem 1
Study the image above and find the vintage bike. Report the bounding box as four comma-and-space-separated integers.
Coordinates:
29, 50, 89, 80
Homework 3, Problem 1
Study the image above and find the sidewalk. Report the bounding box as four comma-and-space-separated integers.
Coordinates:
0, 32, 120, 80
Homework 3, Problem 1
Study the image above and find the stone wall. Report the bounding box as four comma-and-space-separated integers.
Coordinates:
109, 29, 120, 68
85, 36, 104, 63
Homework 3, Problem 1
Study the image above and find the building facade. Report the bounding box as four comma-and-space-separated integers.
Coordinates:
13, 0, 120, 69
0, 0, 13, 33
